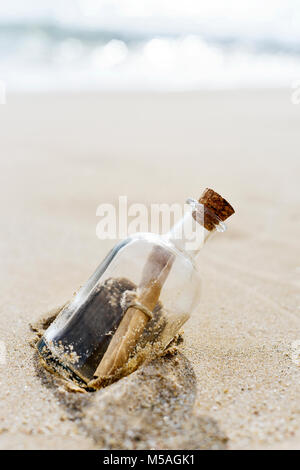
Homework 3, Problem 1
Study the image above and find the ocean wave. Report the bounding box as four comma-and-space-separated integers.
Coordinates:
0, 7, 299, 92
1, 20, 300, 55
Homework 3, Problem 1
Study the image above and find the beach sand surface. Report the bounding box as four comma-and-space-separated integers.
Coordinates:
0, 90, 299, 449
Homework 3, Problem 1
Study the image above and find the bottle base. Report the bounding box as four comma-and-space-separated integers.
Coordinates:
37, 338, 95, 391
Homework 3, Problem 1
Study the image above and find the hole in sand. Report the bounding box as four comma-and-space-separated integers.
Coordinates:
30, 308, 228, 449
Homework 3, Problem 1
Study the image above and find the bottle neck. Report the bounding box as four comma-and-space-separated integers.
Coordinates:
165, 198, 226, 260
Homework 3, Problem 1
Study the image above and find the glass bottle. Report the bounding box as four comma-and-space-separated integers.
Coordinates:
37, 188, 234, 389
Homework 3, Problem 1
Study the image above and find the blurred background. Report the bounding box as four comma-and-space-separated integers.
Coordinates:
0, 0, 299, 92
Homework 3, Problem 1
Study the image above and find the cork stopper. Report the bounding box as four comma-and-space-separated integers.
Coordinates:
198, 188, 235, 231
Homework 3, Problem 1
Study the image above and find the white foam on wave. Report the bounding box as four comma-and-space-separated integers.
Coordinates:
0, 0, 299, 91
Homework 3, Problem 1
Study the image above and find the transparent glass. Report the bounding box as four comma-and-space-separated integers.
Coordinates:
37, 199, 226, 388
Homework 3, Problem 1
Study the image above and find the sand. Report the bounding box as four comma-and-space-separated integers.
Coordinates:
0, 90, 299, 450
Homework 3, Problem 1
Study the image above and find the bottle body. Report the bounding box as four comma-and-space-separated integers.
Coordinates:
37, 190, 234, 388
38, 232, 201, 386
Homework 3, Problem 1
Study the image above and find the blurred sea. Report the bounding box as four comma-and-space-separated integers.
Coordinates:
0, 0, 300, 91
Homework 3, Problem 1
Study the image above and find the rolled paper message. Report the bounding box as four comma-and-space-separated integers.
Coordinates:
91, 245, 175, 385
